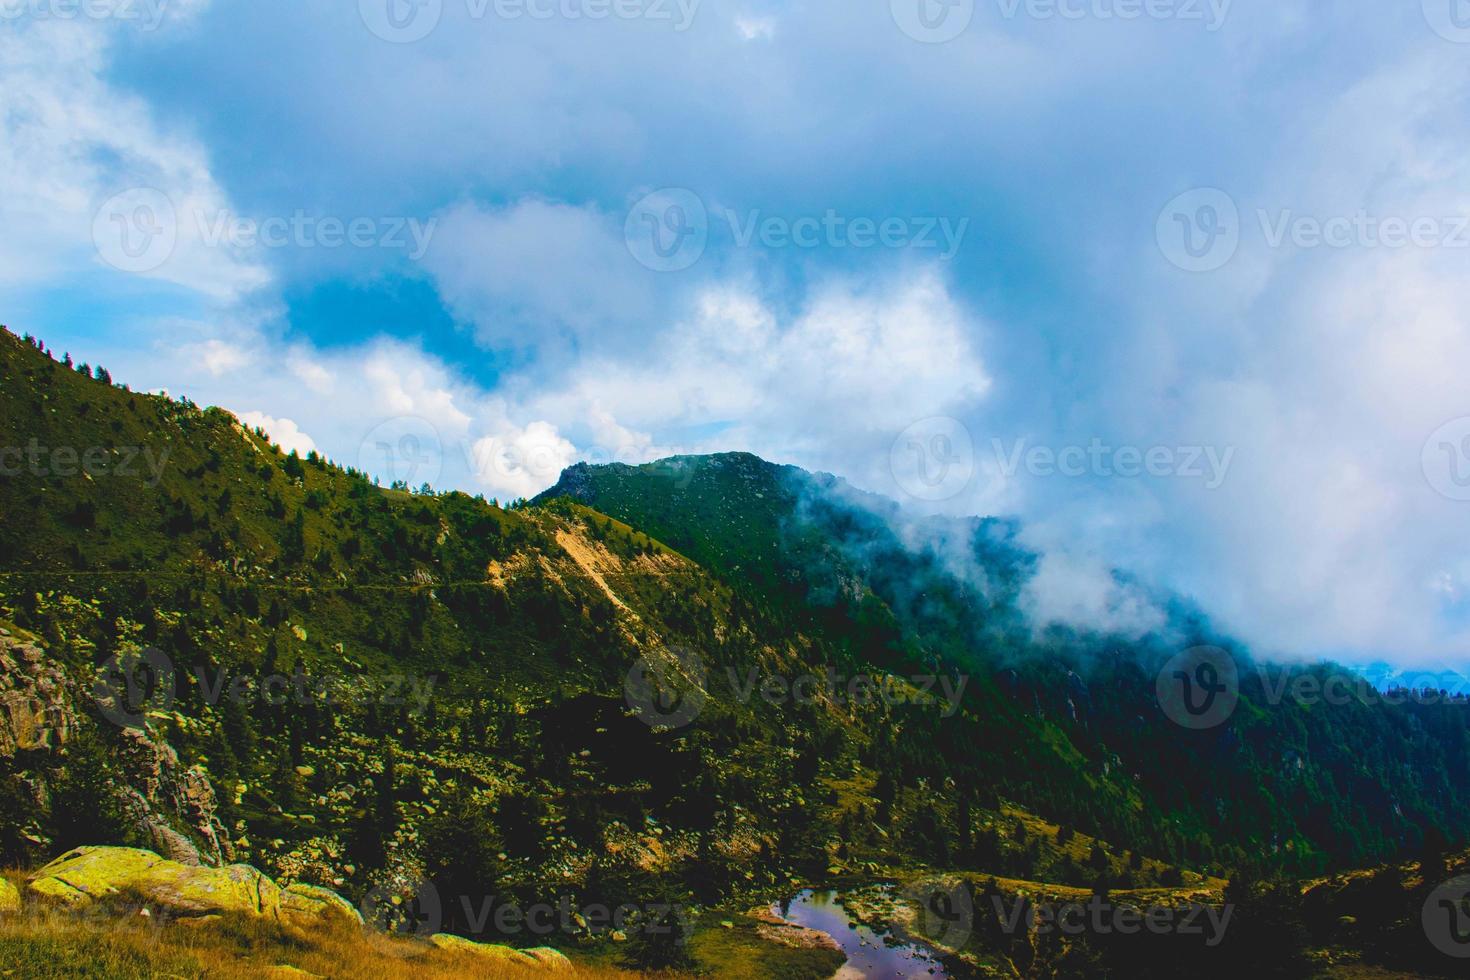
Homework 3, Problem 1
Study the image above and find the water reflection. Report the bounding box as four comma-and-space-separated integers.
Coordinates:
777, 888, 949, 979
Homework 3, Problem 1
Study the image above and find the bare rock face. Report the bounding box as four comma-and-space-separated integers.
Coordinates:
0, 633, 231, 866
0, 636, 76, 757
114, 728, 233, 867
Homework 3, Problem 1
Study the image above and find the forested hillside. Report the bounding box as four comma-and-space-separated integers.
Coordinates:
3, 326, 1469, 976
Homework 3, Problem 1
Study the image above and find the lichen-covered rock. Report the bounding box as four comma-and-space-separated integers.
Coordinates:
428, 932, 538, 965
0, 877, 20, 913
28, 846, 165, 907
523, 946, 572, 969
282, 882, 363, 927
138, 860, 282, 917
27, 846, 282, 918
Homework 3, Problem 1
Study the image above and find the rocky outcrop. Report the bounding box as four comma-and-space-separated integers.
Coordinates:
26, 846, 354, 928
281, 882, 364, 927
114, 728, 232, 866
0, 632, 231, 866
428, 933, 570, 968
0, 877, 19, 913
522, 947, 573, 968
0, 633, 75, 756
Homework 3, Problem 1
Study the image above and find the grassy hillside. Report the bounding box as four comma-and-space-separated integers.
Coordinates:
541, 454, 1470, 878
5, 326, 1470, 976
0, 327, 1175, 972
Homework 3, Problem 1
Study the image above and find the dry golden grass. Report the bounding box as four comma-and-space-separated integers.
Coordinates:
0, 881, 644, 980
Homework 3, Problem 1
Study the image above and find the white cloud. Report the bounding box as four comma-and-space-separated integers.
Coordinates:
236, 411, 317, 456
735, 16, 775, 41
422, 199, 661, 359
0, 16, 267, 301
468, 420, 579, 501
192, 339, 250, 376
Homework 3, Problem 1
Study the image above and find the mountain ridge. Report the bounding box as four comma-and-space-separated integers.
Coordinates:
4, 325, 1470, 975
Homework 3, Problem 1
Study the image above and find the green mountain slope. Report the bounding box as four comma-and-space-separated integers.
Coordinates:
0, 328, 1138, 963
541, 454, 1470, 877
5, 327, 1470, 976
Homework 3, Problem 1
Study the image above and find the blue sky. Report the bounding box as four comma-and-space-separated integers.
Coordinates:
7, 0, 1470, 671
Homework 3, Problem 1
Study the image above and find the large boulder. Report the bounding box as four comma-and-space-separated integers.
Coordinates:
428, 933, 539, 965
26, 846, 357, 929
523, 946, 573, 969
29, 846, 280, 917
0, 877, 20, 913
28, 846, 164, 907
282, 882, 364, 927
